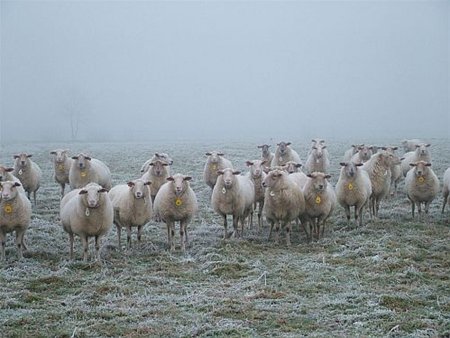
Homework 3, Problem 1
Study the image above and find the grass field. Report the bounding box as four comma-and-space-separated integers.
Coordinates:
0, 137, 449, 337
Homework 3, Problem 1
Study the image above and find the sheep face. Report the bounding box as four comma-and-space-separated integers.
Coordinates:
246, 160, 266, 178
257, 144, 271, 157
14, 153, 32, 168
167, 174, 192, 196
340, 162, 363, 178
262, 169, 284, 189
72, 154, 92, 170
127, 179, 151, 199
283, 161, 302, 174
217, 168, 240, 189
312, 144, 326, 159
307, 172, 331, 193
154, 153, 173, 165
0, 166, 14, 182
415, 143, 431, 156
79, 183, 108, 209
206, 151, 225, 164
51, 149, 68, 163
409, 161, 432, 178
277, 142, 291, 155
0, 181, 21, 201
311, 139, 325, 147
150, 160, 169, 177
358, 146, 372, 161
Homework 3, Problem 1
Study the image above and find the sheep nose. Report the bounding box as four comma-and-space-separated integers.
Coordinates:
318, 184, 324, 190
262, 182, 267, 188
135, 191, 142, 198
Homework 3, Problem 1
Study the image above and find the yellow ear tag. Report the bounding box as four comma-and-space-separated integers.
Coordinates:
348, 183, 354, 190
80, 171, 87, 177
4, 204, 13, 214
175, 198, 182, 206
58, 164, 64, 171
417, 176, 425, 183
315, 196, 321, 204
212, 165, 217, 170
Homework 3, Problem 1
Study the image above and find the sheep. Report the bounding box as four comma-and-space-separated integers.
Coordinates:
109, 179, 153, 249
305, 142, 330, 174
279, 162, 308, 190
381, 146, 402, 196
343, 144, 364, 162
0, 165, 25, 194
302, 172, 337, 240
361, 151, 395, 218
257, 144, 274, 173
203, 151, 233, 189
141, 159, 170, 202
153, 174, 198, 252
404, 161, 440, 218
140, 153, 173, 173
69, 153, 112, 190
350, 145, 373, 164
401, 139, 424, 153
211, 168, 255, 239
442, 167, 450, 214
282, 161, 302, 174
401, 143, 432, 177
50, 149, 73, 197
335, 161, 372, 228
0, 181, 32, 260
60, 182, 113, 261
13, 153, 42, 205
270, 141, 301, 167
262, 168, 305, 246
245, 160, 267, 230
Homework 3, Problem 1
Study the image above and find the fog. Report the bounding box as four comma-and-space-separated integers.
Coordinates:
1, 1, 449, 144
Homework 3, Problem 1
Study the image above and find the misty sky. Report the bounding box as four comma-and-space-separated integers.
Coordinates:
1, 1, 449, 143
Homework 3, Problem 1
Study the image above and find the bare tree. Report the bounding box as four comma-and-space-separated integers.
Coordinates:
60, 87, 91, 141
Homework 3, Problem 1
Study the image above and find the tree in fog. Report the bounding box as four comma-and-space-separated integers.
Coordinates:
60, 87, 91, 141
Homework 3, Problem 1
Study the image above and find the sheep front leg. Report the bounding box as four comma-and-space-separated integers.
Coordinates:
284, 222, 292, 247
232, 214, 239, 238
222, 214, 228, 239
180, 220, 187, 252
258, 202, 264, 230
0, 233, 5, 261
126, 226, 132, 249
81, 235, 89, 262
344, 205, 351, 226
166, 220, 175, 252
15, 228, 26, 259
137, 225, 143, 243
116, 224, 122, 249
69, 233, 74, 260
94, 235, 101, 261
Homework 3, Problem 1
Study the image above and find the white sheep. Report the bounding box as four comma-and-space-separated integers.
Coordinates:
279, 162, 308, 190
305, 142, 330, 174
203, 151, 233, 189
262, 168, 305, 246
381, 146, 402, 196
401, 139, 424, 153
442, 167, 450, 215
13, 153, 42, 205
362, 151, 395, 218
153, 174, 198, 252
302, 172, 336, 240
60, 182, 113, 261
245, 160, 267, 230
350, 145, 373, 164
140, 152, 173, 173
400, 143, 432, 177
0, 181, 32, 260
50, 149, 73, 197
405, 161, 440, 218
211, 168, 255, 239
335, 162, 372, 227
270, 141, 302, 167
141, 159, 170, 202
109, 179, 153, 249
343, 144, 363, 162
69, 153, 112, 190
0, 165, 25, 194
257, 144, 274, 173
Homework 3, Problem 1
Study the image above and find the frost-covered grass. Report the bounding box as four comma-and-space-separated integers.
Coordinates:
0, 137, 449, 337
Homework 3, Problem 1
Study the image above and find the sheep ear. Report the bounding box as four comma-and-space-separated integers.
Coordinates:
233, 171, 241, 175
261, 160, 267, 165
257, 145, 262, 149
85, 156, 92, 161
296, 164, 302, 168
246, 161, 253, 166
218, 153, 224, 156
286, 142, 291, 146
307, 174, 313, 178
127, 181, 135, 187
415, 144, 420, 148
205, 152, 212, 156
400, 157, 405, 161
72, 156, 79, 160
167, 176, 175, 181
339, 162, 346, 167
217, 170, 224, 175
6, 167, 14, 172
162, 163, 169, 166
50, 151, 57, 155
144, 181, 151, 186
325, 175, 331, 179
98, 188, 108, 193
27, 154, 33, 158
322, 145, 327, 149
426, 144, 431, 147
409, 163, 416, 167
381, 147, 387, 150
79, 189, 88, 195
392, 146, 398, 150
356, 163, 364, 167
426, 162, 432, 167
14, 182, 21, 187
13, 155, 19, 159
184, 176, 192, 181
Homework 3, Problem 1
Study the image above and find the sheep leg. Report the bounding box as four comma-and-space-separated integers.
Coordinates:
274, 222, 280, 244
344, 205, 351, 226
258, 201, 264, 231
69, 233, 74, 260
81, 235, 89, 262
94, 235, 101, 261
15, 229, 26, 259
126, 226, 132, 249
167, 221, 175, 251
0, 233, 5, 261
418, 202, 422, 215
356, 205, 363, 228
411, 200, 415, 218
60, 183, 65, 197
268, 221, 274, 241
284, 222, 291, 247
232, 215, 239, 238
222, 215, 228, 239
116, 224, 122, 249
442, 195, 448, 214
33, 191, 37, 206
180, 221, 186, 252
137, 225, 143, 243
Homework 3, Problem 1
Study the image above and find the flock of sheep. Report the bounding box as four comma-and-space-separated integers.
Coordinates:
0, 138, 449, 261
